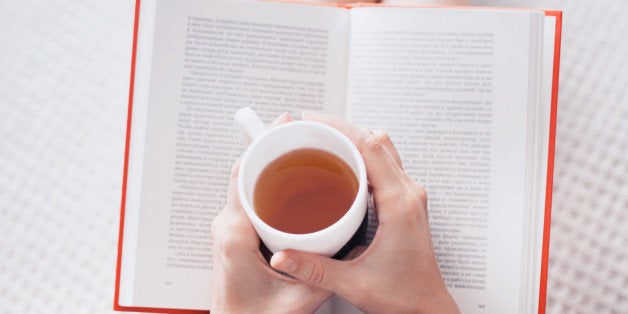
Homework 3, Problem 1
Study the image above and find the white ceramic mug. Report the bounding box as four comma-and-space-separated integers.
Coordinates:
235, 107, 368, 256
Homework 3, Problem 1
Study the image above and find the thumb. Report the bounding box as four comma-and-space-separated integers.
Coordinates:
271, 250, 348, 292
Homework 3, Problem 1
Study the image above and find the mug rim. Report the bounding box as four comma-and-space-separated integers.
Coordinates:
237, 120, 368, 241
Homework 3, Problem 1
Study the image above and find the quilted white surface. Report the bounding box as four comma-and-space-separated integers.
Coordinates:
0, 0, 626, 313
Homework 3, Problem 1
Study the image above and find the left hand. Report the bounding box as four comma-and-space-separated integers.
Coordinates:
210, 112, 332, 313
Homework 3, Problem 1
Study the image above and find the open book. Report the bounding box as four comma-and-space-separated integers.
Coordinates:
114, 0, 561, 313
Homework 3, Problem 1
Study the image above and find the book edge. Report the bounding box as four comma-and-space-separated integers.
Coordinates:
113, 0, 142, 310
537, 10, 562, 314
113, 0, 211, 313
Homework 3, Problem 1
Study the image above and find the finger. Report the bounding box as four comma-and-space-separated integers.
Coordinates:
301, 112, 406, 217
372, 130, 402, 168
212, 157, 260, 251
225, 157, 243, 210
270, 250, 351, 296
342, 245, 368, 260
301, 111, 399, 184
268, 111, 292, 128
361, 131, 407, 201
362, 131, 420, 226
301, 112, 402, 171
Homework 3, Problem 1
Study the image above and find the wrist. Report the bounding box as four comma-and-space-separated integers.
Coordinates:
212, 297, 323, 314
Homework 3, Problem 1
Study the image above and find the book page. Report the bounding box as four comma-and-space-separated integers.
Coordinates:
120, 0, 349, 310
346, 8, 542, 313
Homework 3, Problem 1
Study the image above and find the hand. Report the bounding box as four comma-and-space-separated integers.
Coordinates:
210, 112, 332, 313
270, 112, 460, 313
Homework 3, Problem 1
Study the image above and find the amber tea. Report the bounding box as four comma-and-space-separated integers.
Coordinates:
253, 148, 359, 234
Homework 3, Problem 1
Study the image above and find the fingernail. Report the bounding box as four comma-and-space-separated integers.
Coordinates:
272, 253, 297, 273
272, 111, 289, 123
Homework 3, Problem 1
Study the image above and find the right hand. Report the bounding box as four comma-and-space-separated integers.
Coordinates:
270, 111, 460, 313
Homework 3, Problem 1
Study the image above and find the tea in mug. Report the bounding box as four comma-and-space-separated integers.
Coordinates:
253, 148, 358, 234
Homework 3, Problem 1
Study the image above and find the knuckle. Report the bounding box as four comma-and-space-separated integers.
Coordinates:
227, 157, 243, 183
412, 181, 428, 203
210, 211, 226, 240
373, 130, 391, 143
407, 182, 428, 216
216, 230, 243, 258
211, 212, 246, 257
305, 259, 327, 286
365, 135, 387, 157
392, 181, 428, 219
230, 160, 241, 181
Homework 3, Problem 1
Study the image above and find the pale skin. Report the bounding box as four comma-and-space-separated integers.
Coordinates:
211, 111, 460, 313
210, 113, 332, 313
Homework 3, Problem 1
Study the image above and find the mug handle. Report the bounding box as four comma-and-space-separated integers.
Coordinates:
235, 107, 267, 142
